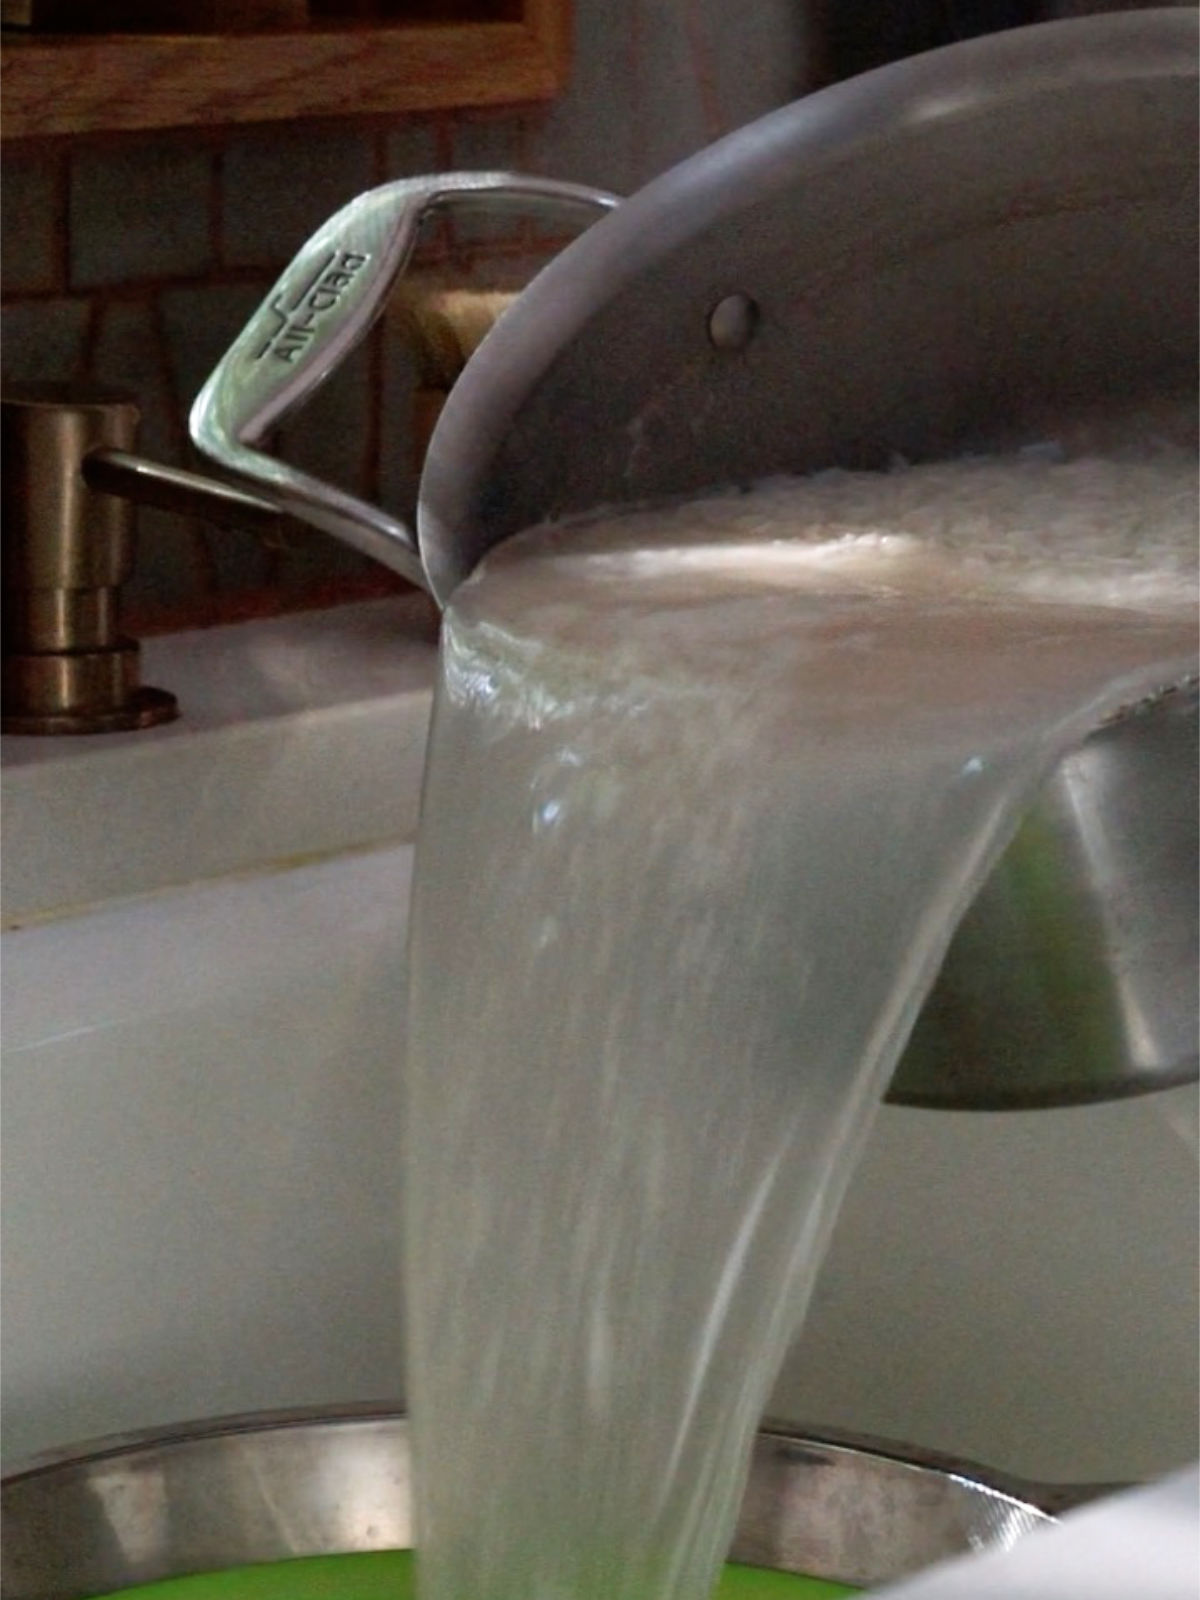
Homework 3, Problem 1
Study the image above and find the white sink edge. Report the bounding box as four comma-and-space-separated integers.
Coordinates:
1, 598, 438, 923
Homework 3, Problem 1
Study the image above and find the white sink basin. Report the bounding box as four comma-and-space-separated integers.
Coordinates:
2, 598, 1196, 1484
2, 600, 434, 1464
2, 846, 414, 1461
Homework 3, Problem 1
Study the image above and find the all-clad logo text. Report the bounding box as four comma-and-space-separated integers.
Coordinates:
255, 250, 370, 365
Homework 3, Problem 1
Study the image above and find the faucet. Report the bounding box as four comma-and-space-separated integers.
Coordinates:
1, 384, 291, 735
1, 174, 615, 736
0, 283, 514, 736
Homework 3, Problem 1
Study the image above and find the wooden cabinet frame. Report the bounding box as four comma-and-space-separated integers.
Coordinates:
2, 0, 570, 140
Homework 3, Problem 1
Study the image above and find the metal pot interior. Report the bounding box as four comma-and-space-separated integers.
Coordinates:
1, 1407, 1065, 1599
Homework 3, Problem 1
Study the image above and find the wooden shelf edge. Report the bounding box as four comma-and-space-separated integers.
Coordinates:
1, 14, 571, 140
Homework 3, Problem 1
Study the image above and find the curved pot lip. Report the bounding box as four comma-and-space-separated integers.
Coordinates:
416, 8, 1198, 605
0, 1400, 1100, 1516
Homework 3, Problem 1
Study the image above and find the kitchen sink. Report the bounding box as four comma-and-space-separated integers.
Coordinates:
2, 597, 1195, 1482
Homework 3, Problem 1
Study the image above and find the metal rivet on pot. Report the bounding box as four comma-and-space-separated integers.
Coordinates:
708, 293, 759, 350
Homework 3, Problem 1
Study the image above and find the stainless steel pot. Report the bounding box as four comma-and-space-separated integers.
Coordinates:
188, 10, 1197, 1109
1, 1405, 1109, 1599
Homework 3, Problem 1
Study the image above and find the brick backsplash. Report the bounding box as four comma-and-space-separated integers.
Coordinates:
0, 154, 64, 295
71, 140, 216, 289
2, 0, 810, 633
220, 125, 381, 271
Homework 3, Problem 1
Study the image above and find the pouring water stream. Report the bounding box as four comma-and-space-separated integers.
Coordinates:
403, 455, 1197, 1599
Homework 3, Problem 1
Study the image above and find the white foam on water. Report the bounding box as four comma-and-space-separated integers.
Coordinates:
403, 451, 1197, 1599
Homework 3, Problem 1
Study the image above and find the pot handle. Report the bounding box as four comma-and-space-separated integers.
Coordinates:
189, 174, 619, 593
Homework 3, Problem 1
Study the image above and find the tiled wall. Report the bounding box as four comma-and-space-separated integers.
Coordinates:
2, 1, 809, 632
